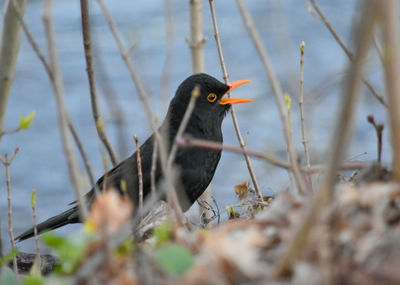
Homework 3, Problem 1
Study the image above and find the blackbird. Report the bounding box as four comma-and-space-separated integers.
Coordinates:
16, 73, 252, 241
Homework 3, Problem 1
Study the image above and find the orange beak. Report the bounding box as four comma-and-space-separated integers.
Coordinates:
219, 79, 254, 105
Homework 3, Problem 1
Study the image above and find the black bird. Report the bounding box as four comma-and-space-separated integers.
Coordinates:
16, 73, 252, 241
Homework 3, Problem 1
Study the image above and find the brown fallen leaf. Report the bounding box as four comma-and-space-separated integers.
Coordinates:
87, 188, 133, 237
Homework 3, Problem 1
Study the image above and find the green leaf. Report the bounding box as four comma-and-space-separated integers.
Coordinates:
154, 244, 193, 276
0, 248, 18, 267
114, 238, 135, 257
19, 111, 36, 130
152, 221, 172, 246
23, 275, 43, 285
42, 232, 90, 274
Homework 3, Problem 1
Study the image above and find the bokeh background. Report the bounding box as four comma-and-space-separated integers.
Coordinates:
0, 0, 389, 252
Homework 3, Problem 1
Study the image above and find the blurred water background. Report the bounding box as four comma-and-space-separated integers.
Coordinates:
0, 0, 389, 253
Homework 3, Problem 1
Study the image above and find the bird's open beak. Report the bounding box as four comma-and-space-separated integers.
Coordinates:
219, 79, 254, 105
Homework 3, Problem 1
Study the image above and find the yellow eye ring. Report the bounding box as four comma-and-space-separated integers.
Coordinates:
207, 93, 217, 102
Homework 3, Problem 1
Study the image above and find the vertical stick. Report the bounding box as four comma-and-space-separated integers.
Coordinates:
134, 135, 143, 211
208, 0, 263, 202
299, 42, 312, 190
378, 0, 400, 181
187, 0, 213, 220
80, 0, 118, 166
299, 42, 311, 169
188, 0, 206, 74
0, 148, 19, 273
43, 0, 88, 219
235, 0, 306, 194
31, 189, 41, 272
274, 1, 376, 276
0, 0, 28, 141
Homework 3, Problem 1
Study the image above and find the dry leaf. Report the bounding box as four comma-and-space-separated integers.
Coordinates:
87, 189, 133, 237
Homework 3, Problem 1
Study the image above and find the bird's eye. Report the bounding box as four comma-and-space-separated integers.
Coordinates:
207, 93, 217, 102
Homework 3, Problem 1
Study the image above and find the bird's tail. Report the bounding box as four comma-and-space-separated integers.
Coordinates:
15, 207, 79, 241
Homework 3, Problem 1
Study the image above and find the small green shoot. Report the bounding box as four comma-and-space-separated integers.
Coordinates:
19, 111, 35, 130
153, 221, 172, 246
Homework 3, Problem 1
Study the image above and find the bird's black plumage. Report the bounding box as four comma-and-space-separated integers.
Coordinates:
16, 73, 250, 241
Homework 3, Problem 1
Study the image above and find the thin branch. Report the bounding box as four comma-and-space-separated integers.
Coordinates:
134, 135, 144, 211
13, 0, 97, 200
299, 42, 312, 190
96, 0, 161, 148
284, 93, 295, 192
274, 1, 376, 276
164, 87, 200, 225
208, 0, 263, 202
299, 42, 311, 169
178, 136, 367, 174
166, 86, 199, 169
378, 0, 400, 181
43, 0, 88, 219
96, 0, 187, 225
68, 121, 98, 194
187, 0, 207, 74
235, 0, 306, 193
0, 0, 28, 141
80, 0, 118, 166
0, 147, 19, 273
372, 32, 384, 62
187, 0, 212, 225
150, 133, 158, 202
0, 126, 20, 139
31, 189, 41, 272
309, 0, 387, 108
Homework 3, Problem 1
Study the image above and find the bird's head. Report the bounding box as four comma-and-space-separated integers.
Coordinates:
168, 73, 252, 133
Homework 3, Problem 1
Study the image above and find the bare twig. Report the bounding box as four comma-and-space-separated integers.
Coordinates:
309, 0, 387, 108
299, 42, 312, 190
372, 32, 384, 62
378, 0, 400, 181
284, 93, 295, 192
96, 0, 186, 225
164, 86, 199, 225
43, 0, 88, 219
96, 0, 163, 152
0, 148, 19, 273
235, 0, 306, 193
31, 189, 41, 272
134, 135, 144, 211
187, 0, 212, 224
299, 42, 311, 169
274, 1, 376, 276
0, 127, 20, 139
208, 0, 263, 201
187, 0, 207, 74
80, 0, 118, 166
367, 115, 384, 164
166, 86, 199, 169
178, 135, 367, 174
0, 0, 28, 141
92, 39, 127, 157
68, 121, 98, 194
150, 134, 158, 201
13, 0, 96, 199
